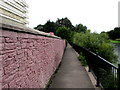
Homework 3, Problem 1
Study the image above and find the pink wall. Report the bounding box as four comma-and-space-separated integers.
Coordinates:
0, 29, 66, 88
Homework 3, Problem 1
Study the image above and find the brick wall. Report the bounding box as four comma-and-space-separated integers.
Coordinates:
0, 26, 66, 88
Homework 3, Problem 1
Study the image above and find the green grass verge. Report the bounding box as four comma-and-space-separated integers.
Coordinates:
110, 40, 120, 44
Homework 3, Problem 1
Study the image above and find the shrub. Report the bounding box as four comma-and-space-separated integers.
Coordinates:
56, 26, 72, 41
73, 31, 118, 64
78, 52, 87, 66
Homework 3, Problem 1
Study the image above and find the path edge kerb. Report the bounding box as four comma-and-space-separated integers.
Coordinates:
72, 46, 100, 90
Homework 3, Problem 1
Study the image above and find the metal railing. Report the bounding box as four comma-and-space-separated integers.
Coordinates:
69, 42, 120, 89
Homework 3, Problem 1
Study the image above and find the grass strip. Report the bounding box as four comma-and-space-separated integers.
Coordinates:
110, 40, 120, 44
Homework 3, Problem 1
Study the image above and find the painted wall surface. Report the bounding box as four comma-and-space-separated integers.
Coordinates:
0, 29, 66, 88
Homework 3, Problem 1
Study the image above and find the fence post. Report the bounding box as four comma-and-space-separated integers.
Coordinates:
87, 56, 91, 72
96, 55, 100, 87
118, 64, 120, 89
96, 76, 100, 87
88, 63, 91, 72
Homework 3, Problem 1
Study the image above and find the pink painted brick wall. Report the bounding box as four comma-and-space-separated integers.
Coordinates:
0, 29, 66, 89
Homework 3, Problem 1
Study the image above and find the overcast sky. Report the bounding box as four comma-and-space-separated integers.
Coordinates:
26, 0, 119, 33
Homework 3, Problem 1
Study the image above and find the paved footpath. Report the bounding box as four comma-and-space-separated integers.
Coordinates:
49, 43, 95, 89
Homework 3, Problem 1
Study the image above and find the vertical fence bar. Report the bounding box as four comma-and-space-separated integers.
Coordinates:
88, 62, 91, 72
96, 74, 100, 87
96, 55, 100, 87
118, 64, 120, 89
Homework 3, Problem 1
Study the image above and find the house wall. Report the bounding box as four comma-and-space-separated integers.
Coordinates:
0, 0, 28, 25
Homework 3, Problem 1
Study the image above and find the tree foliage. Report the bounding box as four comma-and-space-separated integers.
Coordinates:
72, 24, 87, 33
107, 27, 120, 40
73, 31, 117, 63
34, 24, 44, 31
56, 26, 71, 41
34, 20, 57, 33
43, 20, 57, 33
56, 17, 73, 29
34, 17, 87, 39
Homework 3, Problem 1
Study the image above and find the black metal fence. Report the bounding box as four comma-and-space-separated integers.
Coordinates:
69, 42, 120, 89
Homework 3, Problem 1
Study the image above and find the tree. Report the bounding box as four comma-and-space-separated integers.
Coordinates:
34, 24, 44, 31
56, 27, 71, 41
43, 20, 58, 33
107, 27, 120, 40
56, 17, 73, 29
34, 17, 74, 34
75, 24, 87, 33
34, 20, 58, 33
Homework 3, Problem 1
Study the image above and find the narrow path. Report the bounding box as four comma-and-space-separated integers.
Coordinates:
49, 43, 95, 89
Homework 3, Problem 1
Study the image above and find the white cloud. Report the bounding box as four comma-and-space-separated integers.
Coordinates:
26, 0, 119, 33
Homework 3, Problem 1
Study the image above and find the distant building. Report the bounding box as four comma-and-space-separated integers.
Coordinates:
0, 0, 28, 26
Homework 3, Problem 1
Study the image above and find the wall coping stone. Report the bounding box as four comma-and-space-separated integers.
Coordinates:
0, 22, 61, 39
